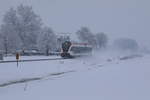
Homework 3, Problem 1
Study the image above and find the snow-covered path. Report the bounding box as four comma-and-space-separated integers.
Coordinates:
0, 54, 150, 100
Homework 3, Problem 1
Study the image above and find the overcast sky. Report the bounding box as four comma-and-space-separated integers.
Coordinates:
0, 0, 150, 46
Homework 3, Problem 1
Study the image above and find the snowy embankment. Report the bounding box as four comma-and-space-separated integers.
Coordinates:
0, 52, 150, 100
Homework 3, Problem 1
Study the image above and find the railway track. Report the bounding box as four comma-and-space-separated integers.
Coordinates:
0, 57, 67, 64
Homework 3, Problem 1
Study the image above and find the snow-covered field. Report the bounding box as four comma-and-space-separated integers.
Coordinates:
0, 52, 150, 100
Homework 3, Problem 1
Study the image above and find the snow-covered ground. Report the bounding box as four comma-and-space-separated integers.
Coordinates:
0, 52, 150, 100
3, 55, 61, 61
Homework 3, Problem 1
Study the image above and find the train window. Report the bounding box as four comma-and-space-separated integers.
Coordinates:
70, 46, 92, 54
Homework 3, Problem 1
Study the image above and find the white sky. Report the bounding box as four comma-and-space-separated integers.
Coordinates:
0, 0, 150, 46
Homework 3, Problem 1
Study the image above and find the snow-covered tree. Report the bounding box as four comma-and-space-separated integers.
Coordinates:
95, 32, 108, 49
17, 4, 42, 50
0, 5, 43, 54
76, 27, 96, 47
0, 8, 21, 54
38, 27, 57, 55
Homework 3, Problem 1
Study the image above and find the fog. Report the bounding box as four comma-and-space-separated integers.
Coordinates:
0, 0, 149, 46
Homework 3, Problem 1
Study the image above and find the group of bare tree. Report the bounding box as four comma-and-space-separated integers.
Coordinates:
76, 27, 140, 52
76, 27, 108, 49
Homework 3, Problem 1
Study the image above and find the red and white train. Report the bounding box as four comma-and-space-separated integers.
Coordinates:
60, 41, 93, 58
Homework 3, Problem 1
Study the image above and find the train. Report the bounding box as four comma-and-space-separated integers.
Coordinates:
60, 41, 93, 58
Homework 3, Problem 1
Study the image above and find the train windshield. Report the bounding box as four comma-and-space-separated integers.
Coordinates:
70, 46, 92, 54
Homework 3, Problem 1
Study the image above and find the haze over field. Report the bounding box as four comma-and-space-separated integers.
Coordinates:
0, 0, 149, 46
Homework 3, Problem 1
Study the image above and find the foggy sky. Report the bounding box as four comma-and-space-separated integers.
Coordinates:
0, 0, 149, 46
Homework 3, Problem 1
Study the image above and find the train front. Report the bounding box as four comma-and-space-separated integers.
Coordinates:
61, 41, 72, 58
